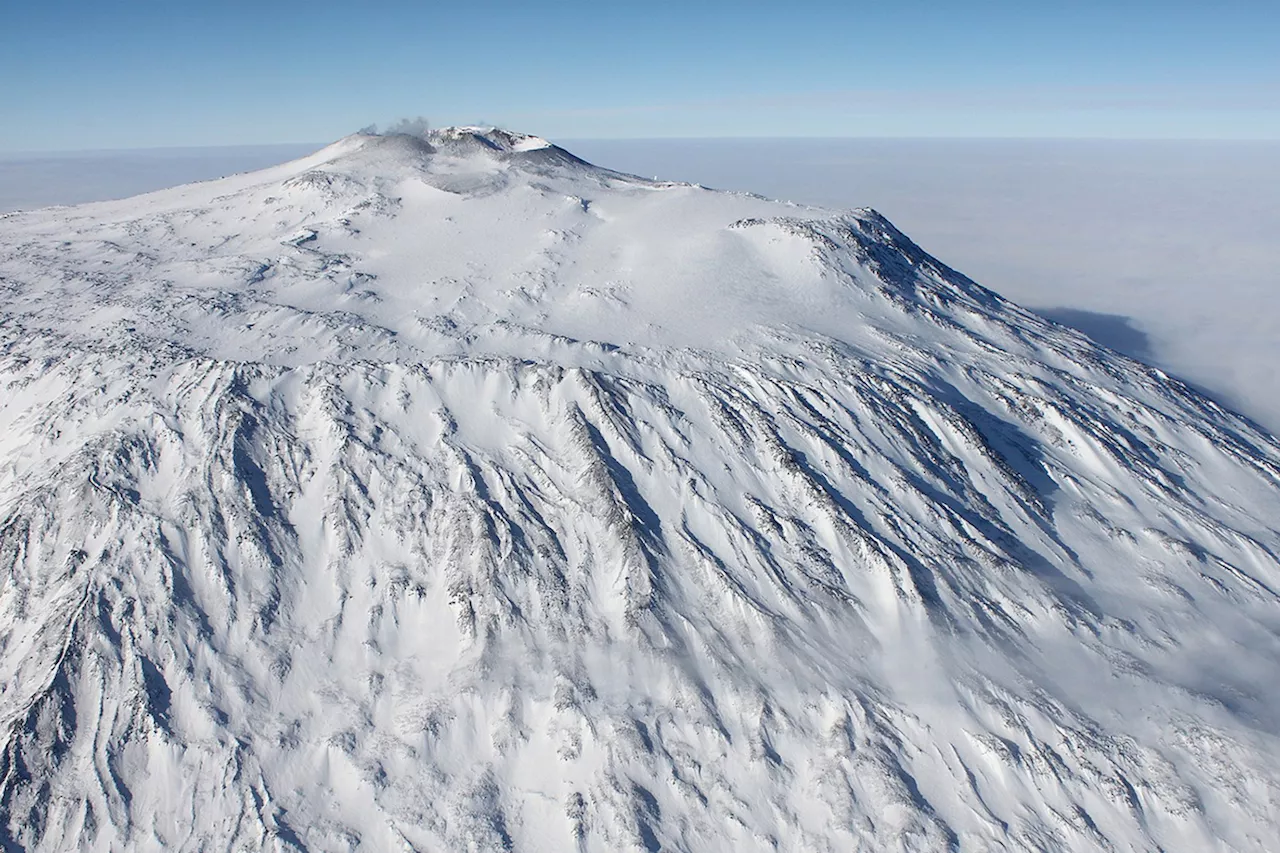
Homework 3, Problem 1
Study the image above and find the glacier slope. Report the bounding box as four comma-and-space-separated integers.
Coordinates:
1, 128, 1279, 851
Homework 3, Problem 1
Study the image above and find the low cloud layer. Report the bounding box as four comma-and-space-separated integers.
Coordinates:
564, 138, 1280, 433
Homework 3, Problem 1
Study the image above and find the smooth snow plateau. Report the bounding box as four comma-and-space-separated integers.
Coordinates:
1, 127, 1279, 852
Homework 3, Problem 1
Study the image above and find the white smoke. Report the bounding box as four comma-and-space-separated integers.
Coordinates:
359, 116, 431, 138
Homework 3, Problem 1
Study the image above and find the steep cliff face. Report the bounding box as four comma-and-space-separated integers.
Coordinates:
1, 128, 1278, 852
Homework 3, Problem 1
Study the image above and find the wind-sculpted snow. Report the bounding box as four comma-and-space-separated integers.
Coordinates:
1, 128, 1279, 851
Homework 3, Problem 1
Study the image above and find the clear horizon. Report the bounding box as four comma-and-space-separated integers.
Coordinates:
3, 0, 1277, 152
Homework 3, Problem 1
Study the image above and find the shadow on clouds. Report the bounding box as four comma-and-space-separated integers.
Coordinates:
1033, 307, 1153, 362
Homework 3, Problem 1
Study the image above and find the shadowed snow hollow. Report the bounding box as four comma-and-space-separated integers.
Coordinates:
1, 127, 1279, 852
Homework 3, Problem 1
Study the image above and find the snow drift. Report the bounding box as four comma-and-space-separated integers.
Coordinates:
1, 127, 1279, 852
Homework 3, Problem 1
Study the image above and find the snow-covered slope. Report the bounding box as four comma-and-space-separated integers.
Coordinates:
1, 127, 1279, 852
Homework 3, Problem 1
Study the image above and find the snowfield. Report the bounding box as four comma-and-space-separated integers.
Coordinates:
1, 127, 1279, 852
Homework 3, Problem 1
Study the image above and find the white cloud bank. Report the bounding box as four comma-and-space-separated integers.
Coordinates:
566, 139, 1280, 434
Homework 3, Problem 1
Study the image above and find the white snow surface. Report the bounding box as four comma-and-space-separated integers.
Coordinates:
1, 126, 1280, 852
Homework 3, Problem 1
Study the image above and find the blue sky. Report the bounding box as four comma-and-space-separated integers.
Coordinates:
2, 0, 1277, 151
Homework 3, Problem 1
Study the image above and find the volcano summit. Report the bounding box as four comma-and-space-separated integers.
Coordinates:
1, 127, 1278, 852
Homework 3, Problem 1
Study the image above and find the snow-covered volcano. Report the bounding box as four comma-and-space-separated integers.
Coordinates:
2, 127, 1279, 852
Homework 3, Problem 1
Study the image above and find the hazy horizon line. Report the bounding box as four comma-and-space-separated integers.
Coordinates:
4, 134, 1280, 158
